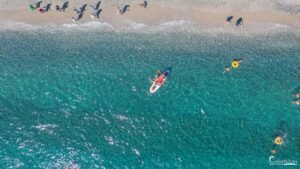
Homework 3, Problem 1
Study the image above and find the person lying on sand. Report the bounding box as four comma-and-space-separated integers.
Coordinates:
224, 16, 233, 25
236, 17, 244, 27
38, 8, 44, 13
139, 1, 148, 8
56, 5, 61, 11
117, 5, 130, 15
39, 3, 52, 13
56, 1, 69, 12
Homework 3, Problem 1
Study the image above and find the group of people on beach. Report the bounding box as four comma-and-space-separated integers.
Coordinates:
224, 16, 244, 27
30, 1, 246, 27
29, 1, 51, 13
72, 1, 104, 22
29, 1, 148, 22
30, 1, 69, 13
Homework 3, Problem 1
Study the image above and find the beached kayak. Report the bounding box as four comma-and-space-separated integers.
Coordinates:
149, 69, 171, 93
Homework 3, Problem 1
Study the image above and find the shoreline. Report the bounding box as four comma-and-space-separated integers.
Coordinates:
0, 3, 300, 32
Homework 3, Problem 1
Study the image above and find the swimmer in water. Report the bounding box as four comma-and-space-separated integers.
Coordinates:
233, 58, 242, 63
223, 66, 231, 73
292, 100, 300, 105
293, 93, 300, 98
271, 121, 289, 154
271, 135, 284, 154
90, 1, 102, 18
56, 2, 69, 12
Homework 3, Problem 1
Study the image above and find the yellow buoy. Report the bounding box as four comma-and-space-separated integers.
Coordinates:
274, 136, 283, 145
232, 61, 239, 68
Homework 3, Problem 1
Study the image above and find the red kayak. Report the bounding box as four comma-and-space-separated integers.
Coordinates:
149, 69, 170, 93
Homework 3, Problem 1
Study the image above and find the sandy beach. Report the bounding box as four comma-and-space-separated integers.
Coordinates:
1, 1, 300, 169
0, 0, 299, 31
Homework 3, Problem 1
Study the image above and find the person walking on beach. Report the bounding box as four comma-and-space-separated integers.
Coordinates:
74, 4, 87, 14
90, 1, 101, 12
117, 5, 130, 15
140, 1, 148, 8
72, 4, 87, 22
56, 1, 69, 12
236, 17, 243, 27
90, 1, 102, 18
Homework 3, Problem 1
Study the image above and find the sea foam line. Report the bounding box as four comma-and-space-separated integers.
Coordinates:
0, 20, 298, 35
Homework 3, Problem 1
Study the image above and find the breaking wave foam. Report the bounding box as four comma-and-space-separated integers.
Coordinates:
0, 20, 298, 36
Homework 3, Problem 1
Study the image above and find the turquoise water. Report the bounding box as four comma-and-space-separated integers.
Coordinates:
0, 31, 299, 168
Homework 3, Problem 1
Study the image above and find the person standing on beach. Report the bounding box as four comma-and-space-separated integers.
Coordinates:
90, 1, 102, 18
56, 2, 69, 12
236, 17, 244, 27
140, 1, 148, 8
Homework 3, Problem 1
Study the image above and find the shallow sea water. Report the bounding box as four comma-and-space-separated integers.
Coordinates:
0, 30, 299, 168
